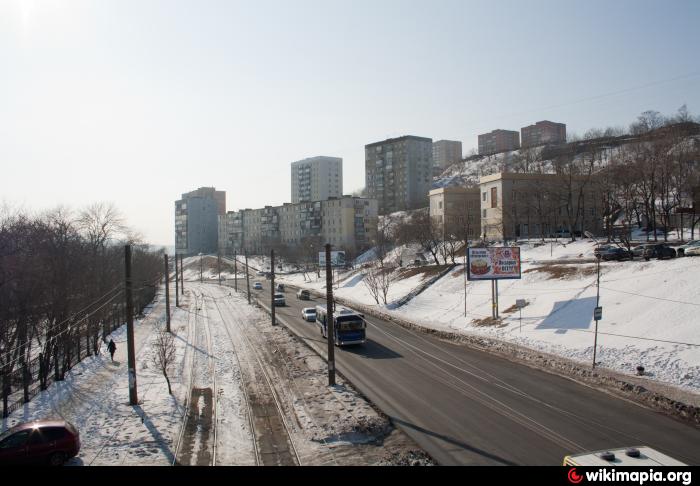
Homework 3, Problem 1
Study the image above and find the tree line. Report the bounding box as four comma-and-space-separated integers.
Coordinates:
0, 203, 163, 417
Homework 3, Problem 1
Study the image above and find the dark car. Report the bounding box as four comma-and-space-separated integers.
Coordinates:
296, 289, 310, 300
631, 243, 655, 259
597, 246, 633, 261
0, 419, 80, 466
643, 244, 676, 261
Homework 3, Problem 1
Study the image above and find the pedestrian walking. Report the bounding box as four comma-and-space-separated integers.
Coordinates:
107, 339, 117, 362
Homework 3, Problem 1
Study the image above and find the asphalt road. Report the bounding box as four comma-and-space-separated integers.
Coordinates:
224, 273, 700, 466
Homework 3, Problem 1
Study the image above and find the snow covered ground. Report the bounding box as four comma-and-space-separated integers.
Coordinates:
268, 240, 700, 394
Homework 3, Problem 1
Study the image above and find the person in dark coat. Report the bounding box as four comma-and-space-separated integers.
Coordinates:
107, 339, 117, 362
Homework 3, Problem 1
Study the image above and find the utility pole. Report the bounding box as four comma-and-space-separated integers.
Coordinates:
270, 249, 276, 326
593, 248, 601, 369
174, 253, 179, 307
325, 244, 335, 386
180, 255, 184, 295
164, 254, 171, 333
245, 253, 251, 305
218, 251, 221, 286
234, 251, 238, 292
124, 245, 138, 405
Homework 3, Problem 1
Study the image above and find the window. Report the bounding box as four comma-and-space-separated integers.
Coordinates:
0, 430, 30, 449
482, 209, 487, 218
438, 201, 443, 209
491, 187, 498, 208
482, 192, 487, 202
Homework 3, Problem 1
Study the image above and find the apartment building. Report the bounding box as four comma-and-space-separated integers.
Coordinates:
429, 187, 481, 240
477, 130, 520, 155
219, 196, 378, 256
365, 135, 433, 215
479, 172, 603, 241
291, 156, 343, 203
432, 140, 463, 170
175, 186, 225, 256
521, 120, 567, 148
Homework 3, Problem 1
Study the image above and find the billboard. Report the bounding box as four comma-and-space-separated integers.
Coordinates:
467, 247, 521, 280
319, 251, 346, 267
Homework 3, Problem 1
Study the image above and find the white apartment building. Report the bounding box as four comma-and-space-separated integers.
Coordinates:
290, 156, 343, 203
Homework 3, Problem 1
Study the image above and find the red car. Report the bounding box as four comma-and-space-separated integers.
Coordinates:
0, 419, 80, 466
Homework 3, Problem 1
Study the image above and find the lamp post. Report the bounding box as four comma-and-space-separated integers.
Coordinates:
585, 231, 601, 369
199, 252, 203, 283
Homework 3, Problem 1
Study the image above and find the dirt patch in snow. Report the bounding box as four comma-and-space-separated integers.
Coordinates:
524, 264, 597, 280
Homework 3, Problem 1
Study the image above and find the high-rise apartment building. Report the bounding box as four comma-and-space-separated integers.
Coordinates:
365, 135, 433, 215
521, 120, 567, 148
432, 140, 463, 170
175, 187, 226, 256
477, 129, 520, 155
291, 156, 343, 203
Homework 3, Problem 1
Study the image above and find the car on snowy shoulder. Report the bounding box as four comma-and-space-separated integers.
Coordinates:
685, 245, 700, 257
643, 244, 676, 260
676, 240, 700, 257
0, 419, 80, 466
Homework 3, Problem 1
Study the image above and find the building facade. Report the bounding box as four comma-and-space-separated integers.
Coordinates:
291, 156, 343, 203
175, 187, 225, 256
429, 187, 481, 241
477, 130, 520, 155
432, 140, 463, 170
219, 196, 378, 257
365, 135, 433, 215
479, 172, 603, 241
521, 120, 567, 148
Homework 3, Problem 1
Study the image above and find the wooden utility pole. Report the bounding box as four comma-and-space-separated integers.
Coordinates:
180, 255, 184, 295
164, 254, 171, 333
218, 251, 222, 286
325, 244, 335, 386
174, 253, 179, 307
124, 245, 138, 405
234, 251, 238, 292
270, 249, 276, 326
245, 253, 251, 304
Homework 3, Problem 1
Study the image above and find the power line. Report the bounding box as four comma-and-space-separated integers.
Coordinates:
599, 286, 700, 307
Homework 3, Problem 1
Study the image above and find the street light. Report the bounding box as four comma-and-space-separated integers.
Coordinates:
584, 231, 601, 369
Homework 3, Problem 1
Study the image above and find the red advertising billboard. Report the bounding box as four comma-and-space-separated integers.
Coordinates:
467, 247, 521, 280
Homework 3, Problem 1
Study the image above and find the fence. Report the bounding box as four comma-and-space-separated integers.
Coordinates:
1, 285, 157, 418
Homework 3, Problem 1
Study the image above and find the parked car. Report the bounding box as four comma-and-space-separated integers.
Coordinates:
273, 293, 285, 306
256, 270, 265, 276
631, 243, 656, 259
296, 289, 311, 300
593, 244, 615, 259
597, 246, 633, 261
676, 240, 700, 257
0, 419, 80, 466
253, 282, 263, 290
685, 245, 700, 257
643, 244, 676, 261
275, 283, 285, 292
301, 307, 316, 322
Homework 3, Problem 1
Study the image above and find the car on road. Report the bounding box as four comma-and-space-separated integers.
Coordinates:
273, 293, 285, 306
676, 240, 700, 257
0, 419, 80, 466
275, 283, 285, 292
596, 246, 633, 261
685, 245, 700, 257
253, 282, 263, 290
301, 307, 316, 322
296, 289, 311, 300
256, 270, 265, 276
643, 244, 676, 260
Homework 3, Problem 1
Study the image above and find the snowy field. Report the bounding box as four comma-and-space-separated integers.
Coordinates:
264, 240, 700, 394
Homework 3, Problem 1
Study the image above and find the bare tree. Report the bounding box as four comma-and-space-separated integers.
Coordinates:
151, 327, 177, 395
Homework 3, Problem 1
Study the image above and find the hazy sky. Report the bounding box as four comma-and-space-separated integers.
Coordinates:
2, 0, 699, 245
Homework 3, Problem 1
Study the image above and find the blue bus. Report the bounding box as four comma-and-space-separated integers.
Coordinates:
315, 305, 366, 346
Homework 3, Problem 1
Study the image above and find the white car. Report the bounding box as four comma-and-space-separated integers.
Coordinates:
301, 307, 316, 322
685, 245, 700, 257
